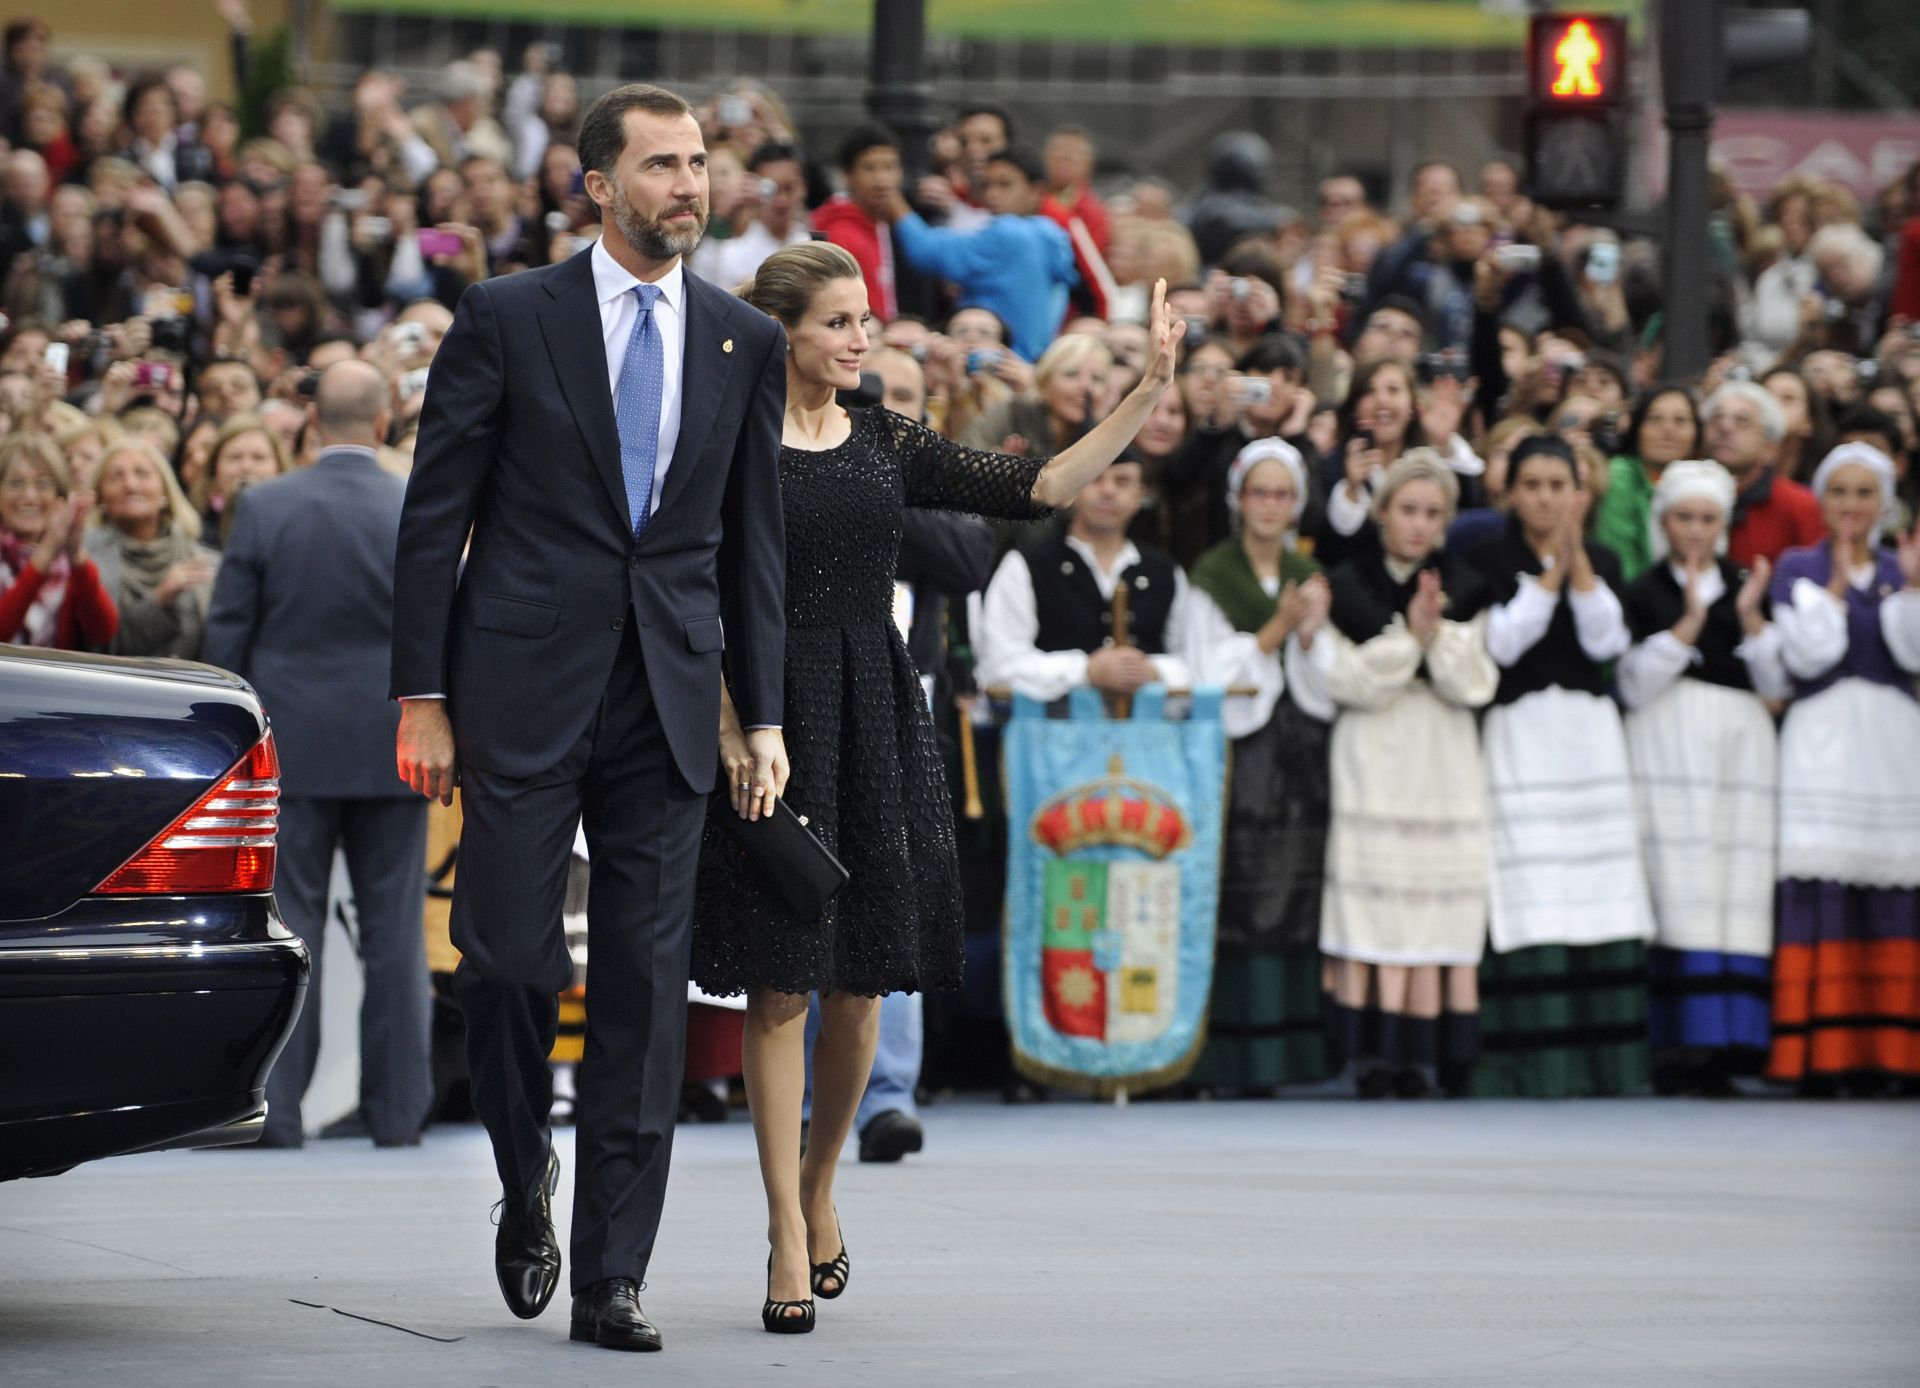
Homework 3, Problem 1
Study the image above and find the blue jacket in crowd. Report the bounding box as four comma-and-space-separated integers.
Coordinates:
891, 210, 1078, 363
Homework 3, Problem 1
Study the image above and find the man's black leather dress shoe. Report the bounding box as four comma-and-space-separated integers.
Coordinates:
858, 1108, 924, 1163
570, 1277, 663, 1351
495, 1147, 561, 1319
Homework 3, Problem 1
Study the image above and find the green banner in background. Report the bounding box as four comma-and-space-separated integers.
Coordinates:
327, 0, 1642, 49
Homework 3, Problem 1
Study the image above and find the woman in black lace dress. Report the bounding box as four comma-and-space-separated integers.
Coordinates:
694, 242, 1179, 1331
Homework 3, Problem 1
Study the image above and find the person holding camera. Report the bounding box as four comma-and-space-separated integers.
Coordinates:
692, 140, 812, 289
1161, 332, 1317, 568
958, 332, 1109, 464
879, 145, 1077, 364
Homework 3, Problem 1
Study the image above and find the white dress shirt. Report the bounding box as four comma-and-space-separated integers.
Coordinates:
400, 243, 691, 702
591, 235, 687, 519
692, 219, 812, 293
976, 536, 1193, 701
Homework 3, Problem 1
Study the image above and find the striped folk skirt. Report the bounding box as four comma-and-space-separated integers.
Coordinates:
1624, 679, 1778, 1072
1768, 680, 1920, 1084
1194, 697, 1333, 1089
1469, 940, 1650, 1098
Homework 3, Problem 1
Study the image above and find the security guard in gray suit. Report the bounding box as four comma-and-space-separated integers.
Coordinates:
203, 361, 431, 1149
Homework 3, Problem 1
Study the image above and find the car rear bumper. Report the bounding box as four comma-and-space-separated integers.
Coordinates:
0, 895, 309, 1180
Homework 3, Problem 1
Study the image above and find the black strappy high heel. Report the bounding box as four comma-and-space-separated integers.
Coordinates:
762, 1251, 815, 1334
810, 1215, 850, 1300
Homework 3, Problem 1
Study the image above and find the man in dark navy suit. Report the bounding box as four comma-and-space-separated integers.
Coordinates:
205, 360, 432, 1152
391, 83, 789, 1352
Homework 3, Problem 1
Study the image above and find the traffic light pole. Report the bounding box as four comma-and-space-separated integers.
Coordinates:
1659, 0, 1716, 383
868, 0, 938, 181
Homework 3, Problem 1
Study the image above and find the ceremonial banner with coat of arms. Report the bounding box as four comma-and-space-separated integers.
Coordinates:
1002, 686, 1228, 1096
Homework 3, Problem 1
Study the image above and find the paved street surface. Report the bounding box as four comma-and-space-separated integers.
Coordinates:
3, 1097, 1915, 1387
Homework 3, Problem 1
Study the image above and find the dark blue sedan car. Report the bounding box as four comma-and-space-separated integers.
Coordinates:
0, 645, 308, 1181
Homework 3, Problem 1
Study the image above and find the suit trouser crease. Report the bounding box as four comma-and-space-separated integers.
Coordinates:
450, 624, 702, 1292
267, 795, 432, 1144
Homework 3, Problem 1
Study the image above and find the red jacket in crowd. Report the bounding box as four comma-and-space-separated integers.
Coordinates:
1729, 470, 1827, 570
813, 194, 900, 322
1041, 185, 1111, 320
0, 552, 118, 652
1892, 214, 1920, 326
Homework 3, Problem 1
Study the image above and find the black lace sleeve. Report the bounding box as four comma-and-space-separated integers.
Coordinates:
877, 409, 1055, 521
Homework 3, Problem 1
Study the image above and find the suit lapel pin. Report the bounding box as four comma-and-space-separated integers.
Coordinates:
722, 338, 734, 354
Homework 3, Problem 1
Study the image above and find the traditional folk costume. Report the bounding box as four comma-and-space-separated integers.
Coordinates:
975, 521, 1192, 701
1292, 549, 1497, 1094
1467, 516, 1655, 1097
1767, 448, 1920, 1088
1617, 462, 1791, 1087
1182, 442, 1330, 1088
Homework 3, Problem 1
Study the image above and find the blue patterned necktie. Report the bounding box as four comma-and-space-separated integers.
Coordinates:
615, 281, 664, 536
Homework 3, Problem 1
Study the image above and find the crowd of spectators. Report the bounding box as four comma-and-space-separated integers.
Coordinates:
5, 8, 1919, 1105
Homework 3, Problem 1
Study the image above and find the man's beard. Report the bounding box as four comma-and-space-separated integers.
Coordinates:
609, 184, 707, 261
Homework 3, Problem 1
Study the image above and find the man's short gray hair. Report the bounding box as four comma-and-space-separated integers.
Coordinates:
438, 60, 488, 104
1704, 380, 1785, 444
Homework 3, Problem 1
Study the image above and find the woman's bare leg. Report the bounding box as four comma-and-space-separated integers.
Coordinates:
799, 989, 880, 1289
744, 987, 813, 1315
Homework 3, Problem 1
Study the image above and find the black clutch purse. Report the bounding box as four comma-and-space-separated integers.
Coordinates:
709, 791, 849, 920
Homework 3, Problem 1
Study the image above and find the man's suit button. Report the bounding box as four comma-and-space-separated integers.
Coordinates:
629, 555, 640, 569
610, 616, 625, 631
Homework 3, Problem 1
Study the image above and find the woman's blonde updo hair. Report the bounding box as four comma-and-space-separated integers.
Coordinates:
739, 242, 864, 327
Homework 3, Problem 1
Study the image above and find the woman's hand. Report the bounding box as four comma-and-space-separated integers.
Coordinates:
1258, 579, 1304, 654
1407, 569, 1444, 649
1343, 444, 1382, 502
1295, 574, 1332, 649
30, 496, 75, 565
156, 554, 218, 605
1673, 558, 1710, 646
1419, 374, 1474, 445
1897, 520, 1920, 590
62, 493, 93, 557
721, 697, 790, 821
1134, 279, 1178, 400
1735, 555, 1771, 636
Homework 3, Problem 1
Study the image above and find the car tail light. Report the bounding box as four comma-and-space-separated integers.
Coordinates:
95, 734, 280, 895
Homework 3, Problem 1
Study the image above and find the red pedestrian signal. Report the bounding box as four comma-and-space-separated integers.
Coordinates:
1552, 20, 1605, 97
1525, 14, 1629, 210
1530, 13, 1626, 107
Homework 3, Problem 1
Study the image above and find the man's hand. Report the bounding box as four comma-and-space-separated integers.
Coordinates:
396, 699, 459, 805
1087, 646, 1156, 695
913, 176, 956, 214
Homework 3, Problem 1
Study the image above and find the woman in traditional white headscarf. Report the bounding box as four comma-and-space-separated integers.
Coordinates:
1182, 436, 1336, 1092
1616, 459, 1788, 1094
1765, 442, 1920, 1095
